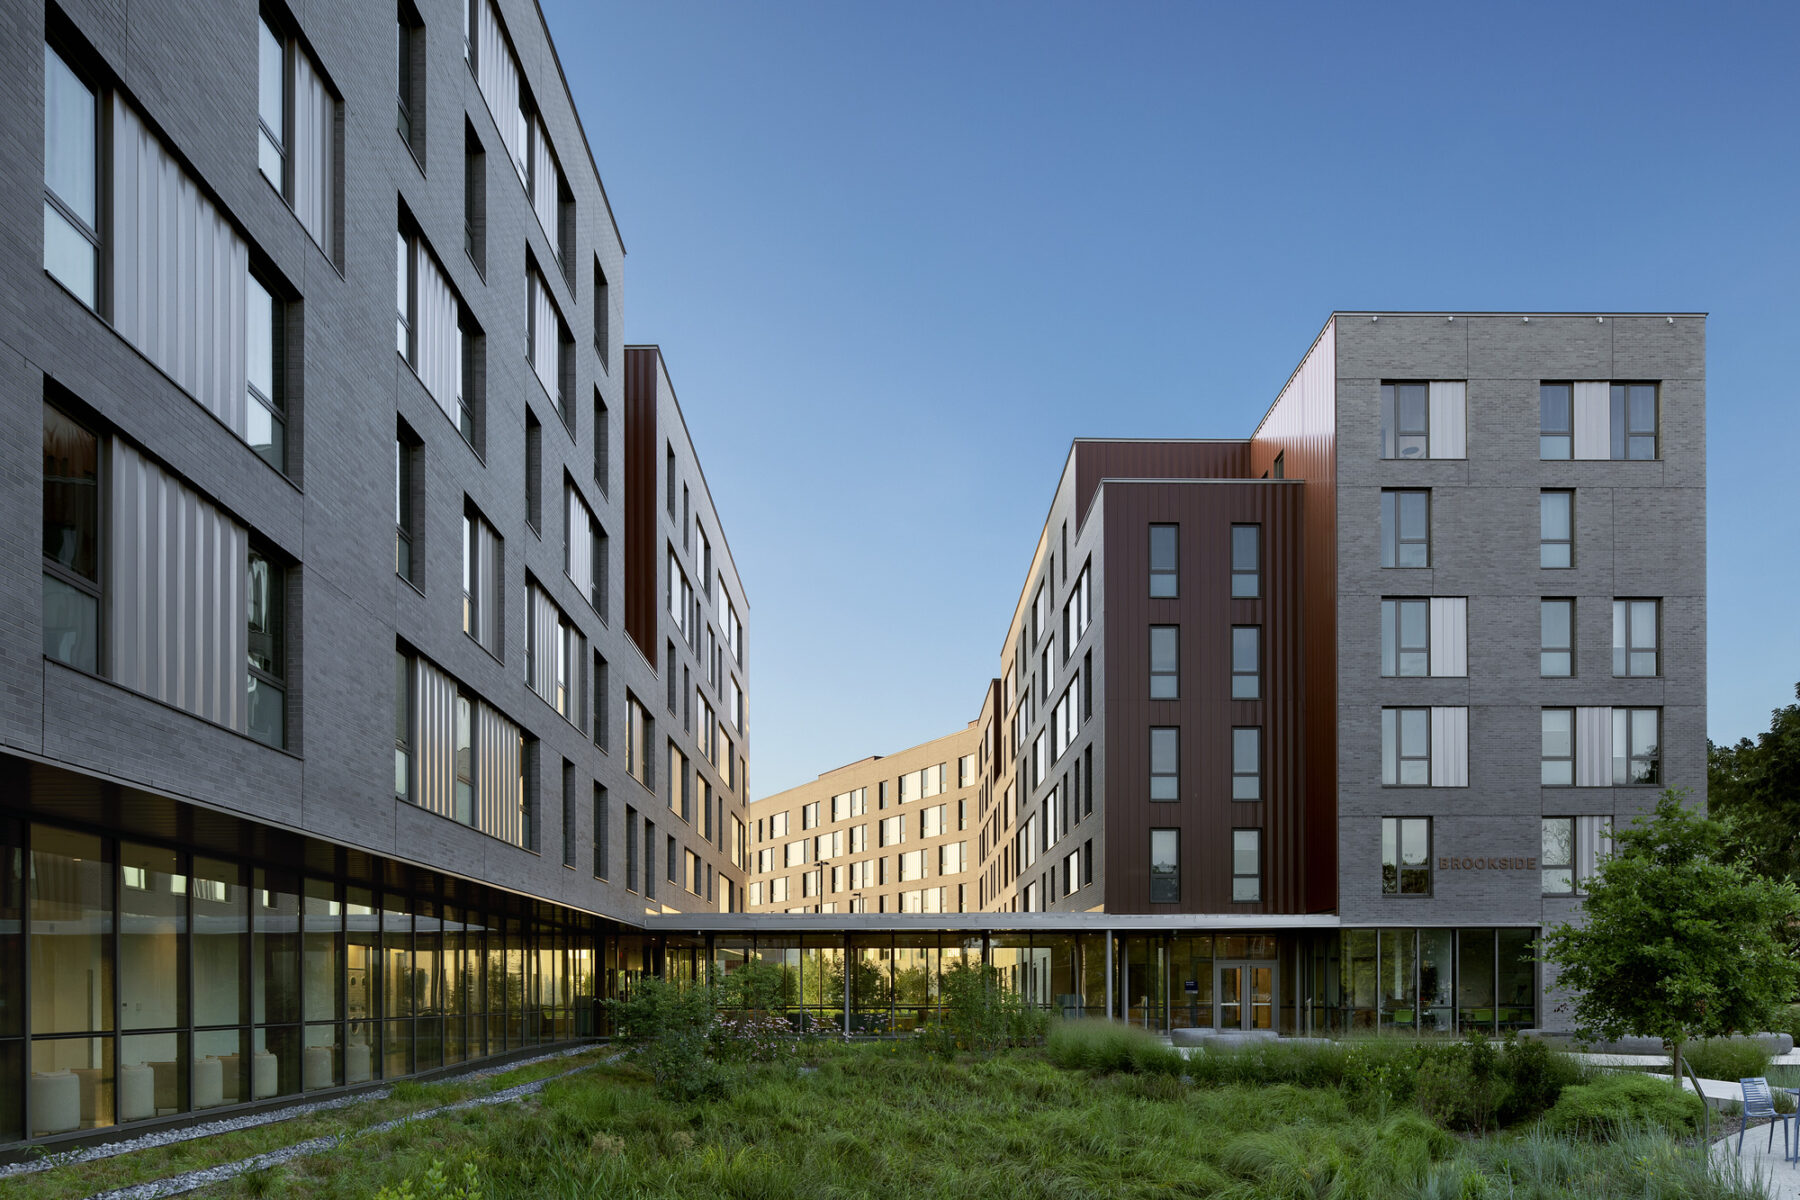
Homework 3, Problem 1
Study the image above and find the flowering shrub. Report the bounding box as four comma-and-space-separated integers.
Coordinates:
713, 1011, 800, 1063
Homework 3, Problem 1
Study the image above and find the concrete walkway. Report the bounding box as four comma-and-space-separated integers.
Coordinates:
1713, 1125, 1800, 1199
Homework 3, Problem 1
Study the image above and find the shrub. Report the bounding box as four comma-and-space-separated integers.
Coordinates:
927, 960, 1049, 1055
1414, 1034, 1509, 1132
1497, 1032, 1585, 1124
1540, 1072, 1706, 1139
1684, 1036, 1773, 1082
603, 977, 726, 1101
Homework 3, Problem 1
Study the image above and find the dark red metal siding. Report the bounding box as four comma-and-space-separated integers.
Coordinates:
1074, 441, 1252, 529
1248, 320, 1338, 913
623, 348, 660, 665
1101, 480, 1306, 913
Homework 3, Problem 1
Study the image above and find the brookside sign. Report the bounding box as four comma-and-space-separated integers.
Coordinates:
1438, 855, 1537, 871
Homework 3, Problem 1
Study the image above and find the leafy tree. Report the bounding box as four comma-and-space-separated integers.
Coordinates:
1710, 683, 1800, 886
1539, 789, 1800, 1084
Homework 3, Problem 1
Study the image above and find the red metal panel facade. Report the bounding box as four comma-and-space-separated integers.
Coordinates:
623, 347, 660, 665
1074, 441, 1252, 528
1248, 319, 1338, 913
1101, 479, 1306, 912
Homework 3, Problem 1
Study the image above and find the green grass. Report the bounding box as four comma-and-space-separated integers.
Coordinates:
0, 1049, 612, 1200
44, 1040, 1754, 1200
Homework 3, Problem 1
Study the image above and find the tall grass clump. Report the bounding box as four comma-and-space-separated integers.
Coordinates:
1685, 1036, 1774, 1082
1045, 1019, 1183, 1075
1420, 1124, 1772, 1200
1541, 1072, 1707, 1140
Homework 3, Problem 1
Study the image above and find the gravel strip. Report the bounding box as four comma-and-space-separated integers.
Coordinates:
1, 1044, 608, 1189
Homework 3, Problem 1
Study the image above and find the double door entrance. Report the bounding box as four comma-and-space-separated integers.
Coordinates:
1215, 961, 1274, 1030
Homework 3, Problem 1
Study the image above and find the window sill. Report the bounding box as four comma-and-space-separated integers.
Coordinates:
397, 573, 425, 599
44, 655, 304, 760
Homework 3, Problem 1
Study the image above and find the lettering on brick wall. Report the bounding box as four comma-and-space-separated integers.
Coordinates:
1437, 856, 1537, 871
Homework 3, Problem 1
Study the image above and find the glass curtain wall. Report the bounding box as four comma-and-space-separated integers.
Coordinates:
3, 818, 600, 1149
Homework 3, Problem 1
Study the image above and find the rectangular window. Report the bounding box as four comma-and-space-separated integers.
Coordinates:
668, 835, 678, 885
1541, 599, 1574, 677
258, 18, 338, 257
1613, 599, 1660, 677
1232, 727, 1261, 800
526, 265, 571, 415
1541, 708, 1574, 785
43, 45, 99, 306
244, 274, 286, 472
42, 405, 101, 672
396, 3, 424, 159
1611, 384, 1658, 460
601, 788, 615, 881
1540, 383, 1572, 459
1083, 838, 1094, 886
1381, 381, 1429, 459
1149, 829, 1178, 902
1231, 829, 1260, 902
1542, 816, 1612, 895
451, 692, 474, 824
561, 760, 577, 868
246, 548, 286, 748
461, 507, 501, 655
625, 694, 652, 790
593, 258, 611, 369
1380, 489, 1430, 568
1381, 816, 1431, 895
1231, 525, 1261, 598
400, 226, 482, 446
1615, 708, 1661, 785
593, 653, 609, 750
395, 431, 420, 583
257, 19, 287, 190
1541, 490, 1573, 568
1231, 626, 1261, 700
1381, 707, 1430, 786
1381, 598, 1429, 677
525, 411, 542, 530
464, 123, 485, 270
394, 650, 413, 800
1149, 625, 1179, 699
625, 805, 639, 891
1149, 727, 1179, 801
1149, 524, 1178, 597
802, 801, 819, 831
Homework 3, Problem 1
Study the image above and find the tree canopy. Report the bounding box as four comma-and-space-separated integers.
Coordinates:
1539, 789, 1800, 1083
1710, 682, 1800, 885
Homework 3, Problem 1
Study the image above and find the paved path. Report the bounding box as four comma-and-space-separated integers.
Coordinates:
1713, 1125, 1800, 1199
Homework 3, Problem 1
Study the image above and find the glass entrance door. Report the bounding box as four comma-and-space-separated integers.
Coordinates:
1215, 962, 1274, 1030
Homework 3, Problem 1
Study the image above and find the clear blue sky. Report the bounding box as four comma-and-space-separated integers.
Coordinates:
542, 0, 1800, 795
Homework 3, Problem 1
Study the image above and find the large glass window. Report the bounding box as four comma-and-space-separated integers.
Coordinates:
1149, 829, 1178, 903
1541, 708, 1573, 785
1230, 626, 1261, 700
1381, 382, 1429, 459
1540, 490, 1573, 568
1149, 626, 1178, 699
1381, 599, 1428, 677
1149, 727, 1178, 801
121, 844, 186, 1032
1148, 525, 1178, 598
44, 45, 98, 306
1613, 599, 1660, 677
1231, 829, 1260, 902
1540, 599, 1573, 677
394, 652, 412, 800
1610, 383, 1658, 460
1380, 817, 1431, 896
257, 19, 287, 189
42, 405, 100, 672
1539, 383, 1572, 460
1230, 525, 1260, 598
1614, 708, 1660, 784
1380, 490, 1429, 568
1381, 708, 1430, 786
1231, 727, 1261, 800
247, 549, 285, 748
454, 694, 475, 825
246, 276, 285, 471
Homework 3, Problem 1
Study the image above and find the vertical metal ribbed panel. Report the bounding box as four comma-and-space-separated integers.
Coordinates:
564, 483, 592, 603
111, 96, 247, 438
109, 440, 246, 729
528, 270, 558, 403
475, 0, 523, 178
415, 243, 460, 423
528, 583, 558, 708
530, 117, 558, 243
1429, 707, 1468, 787
292, 49, 334, 254
1575, 706, 1612, 786
413, 656, 457, 820
477, 702, 522, 846
1428, 597, 1467, 677
1428, 381, 1466, 459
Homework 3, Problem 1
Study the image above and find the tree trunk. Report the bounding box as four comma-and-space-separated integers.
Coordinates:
1670, 1037, 1685, 1092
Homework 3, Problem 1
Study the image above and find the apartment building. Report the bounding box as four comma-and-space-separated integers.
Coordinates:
5, 0, 748, 1147
963, 311, 1705, 1032
744, 723, 984, 915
